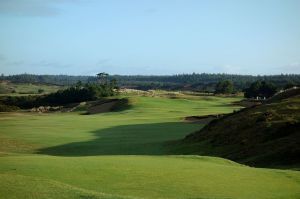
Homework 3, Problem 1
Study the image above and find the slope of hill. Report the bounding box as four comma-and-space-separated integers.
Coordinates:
183, 94, 300, 168
266, 87, 300, 103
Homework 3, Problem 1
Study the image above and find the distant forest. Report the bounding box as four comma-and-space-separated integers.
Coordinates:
1, 73, 300, 92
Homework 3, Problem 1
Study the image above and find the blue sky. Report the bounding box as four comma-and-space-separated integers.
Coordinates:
0, 0, 300, 75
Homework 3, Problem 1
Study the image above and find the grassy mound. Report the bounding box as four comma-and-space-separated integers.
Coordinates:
183, 95, 300, 168
266, 87, 300, 103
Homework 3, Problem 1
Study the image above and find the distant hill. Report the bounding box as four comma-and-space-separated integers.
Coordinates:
182, 92, 300, 168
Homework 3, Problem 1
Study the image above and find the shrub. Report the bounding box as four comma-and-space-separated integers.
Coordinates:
38, 89, 44, 93
0, 82, 117, 109
0, 103, 20, 112
244, 81, 277, 99
214, 80, 234, 94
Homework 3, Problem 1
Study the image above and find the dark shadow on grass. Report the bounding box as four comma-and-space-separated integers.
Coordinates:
38, 122, 204, 156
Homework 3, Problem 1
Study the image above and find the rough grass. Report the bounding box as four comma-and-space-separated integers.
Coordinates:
0, 82, 62, 96
182, 95, 300, 168
0, 94, 300, 199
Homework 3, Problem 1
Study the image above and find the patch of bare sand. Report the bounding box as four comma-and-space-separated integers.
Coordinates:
87, 100, 118, 114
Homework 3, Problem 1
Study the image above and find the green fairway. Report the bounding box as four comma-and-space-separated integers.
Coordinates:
1, 95, 300, 199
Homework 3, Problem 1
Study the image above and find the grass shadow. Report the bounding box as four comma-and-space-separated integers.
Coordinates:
38, 122, 203, 156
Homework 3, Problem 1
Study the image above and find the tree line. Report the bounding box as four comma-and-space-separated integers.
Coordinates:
1, 73, 300, 92
214, 79, 298, 99
0, 74, 118, 109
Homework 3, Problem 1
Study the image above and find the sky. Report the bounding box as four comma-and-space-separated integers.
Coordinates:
0, 0, 300, 76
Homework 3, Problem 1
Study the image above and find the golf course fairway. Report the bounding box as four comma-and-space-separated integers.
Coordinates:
1, 95, 300, 199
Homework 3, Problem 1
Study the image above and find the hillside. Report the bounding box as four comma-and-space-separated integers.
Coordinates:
183, 93, 300, 168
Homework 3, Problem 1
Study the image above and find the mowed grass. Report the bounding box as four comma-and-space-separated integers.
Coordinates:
0, 95, 300, 199
2, 156, 300, 199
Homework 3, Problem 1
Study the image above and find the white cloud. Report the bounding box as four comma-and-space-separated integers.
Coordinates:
207, 64, 247, 74
273, 62, 300, 74
0, 0, 81, 17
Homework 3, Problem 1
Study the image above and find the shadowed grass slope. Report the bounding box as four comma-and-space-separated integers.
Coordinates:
181, 95, 300, 168
38, 122, 198, 156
